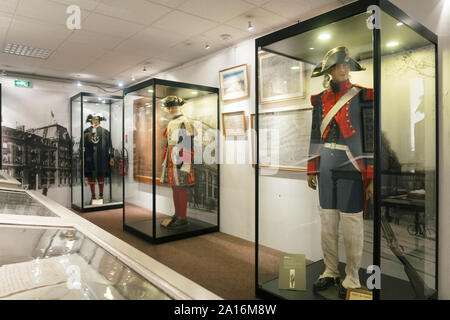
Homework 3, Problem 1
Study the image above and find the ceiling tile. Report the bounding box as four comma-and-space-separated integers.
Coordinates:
53, 39, 108, 59
262, 0, 338, 20
243, 0, 271, 6
0, 53, 46, 70
226, 7, 286, 32
0, 0, 19, 14
82, 51, 149, 78
178, 0, 255, 23
65, 29, 125, 50
43, 50, 99, 72
50, 0, 102, 11
201, 24, 249, 44
155, 37, 225, 63
152, 10, 219, 37
113, 26, 187, 56
115, 58, 177, 82
6, 15, 71, 50
15, 0, 83, 27
82, 13, 144, 38
148, 0, 187, 9
0, 12, 13, 44
95, 0, 172, 25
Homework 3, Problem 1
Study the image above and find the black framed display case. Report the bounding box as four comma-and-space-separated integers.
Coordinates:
123, 78, 220, 244
255, 0, 438, 300
70, 93, 124, 213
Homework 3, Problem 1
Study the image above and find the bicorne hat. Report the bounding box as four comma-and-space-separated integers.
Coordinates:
86, 113, 106, 123
311, 46, 365, 78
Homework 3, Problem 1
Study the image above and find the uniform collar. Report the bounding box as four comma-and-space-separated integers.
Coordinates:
329, 79, 352, 93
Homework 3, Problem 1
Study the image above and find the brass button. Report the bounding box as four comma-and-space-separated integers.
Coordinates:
347, 120, 350, 123
346, 114, 349, 117
352, 130, 356, 133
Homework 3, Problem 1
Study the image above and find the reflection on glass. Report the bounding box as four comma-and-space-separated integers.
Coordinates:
0, 190, 57, 217
0, 226, 171, 300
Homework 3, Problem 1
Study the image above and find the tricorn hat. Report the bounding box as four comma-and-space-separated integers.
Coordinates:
161, 96, 185, 112
311, 46, 365, 78
86, 113, 106, 123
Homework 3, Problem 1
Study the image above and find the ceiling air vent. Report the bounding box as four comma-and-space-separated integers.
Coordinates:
3, 43, 52, 59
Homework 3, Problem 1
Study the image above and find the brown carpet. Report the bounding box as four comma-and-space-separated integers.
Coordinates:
76, 208, 281, 300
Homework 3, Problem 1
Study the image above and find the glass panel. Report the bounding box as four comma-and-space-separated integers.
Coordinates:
124, 84, 154, 238
379, 11, 436, 299
0, 226, 171, 300
80, 96, 122, 209
257, 12, 374, 300
0, 189, 57, 217
71, 96, 82, 209
155, 84, 219, 239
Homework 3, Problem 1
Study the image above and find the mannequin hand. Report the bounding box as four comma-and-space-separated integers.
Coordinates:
365, 179, 374, 204
110, 158, 115, 167
307, 174, 317, 190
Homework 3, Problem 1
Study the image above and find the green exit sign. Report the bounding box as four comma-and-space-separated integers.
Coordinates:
15, 80, 31, 88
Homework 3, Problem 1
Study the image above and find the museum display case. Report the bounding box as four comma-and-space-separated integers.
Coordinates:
255, 0, 437, 300
70, 93, 124, 212
123, 79, 220, 244
0, 184, 221, 300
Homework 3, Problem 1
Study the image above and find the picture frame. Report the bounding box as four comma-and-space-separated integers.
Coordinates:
222, 111, 247, 136
258, 52, 304, 104
250, 107, 312, 172
219, 64, 250, 102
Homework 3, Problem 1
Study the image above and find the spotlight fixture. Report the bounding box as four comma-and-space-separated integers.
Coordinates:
318, 33, 331, 40
118, 82, 124, 88
309, 47, 315, 50
387, 41, 399, 47
76, 81, 82, 87
143, 66, 147, 72
205, 43, 211, 50
396, 22, 404, 26
131, 76, 135, 81
248, 21, 254, 31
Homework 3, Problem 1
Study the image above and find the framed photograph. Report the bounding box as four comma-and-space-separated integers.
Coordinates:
222, 111, 247, 136
250, 107, 312, 172
219, 64, 249, 102
259, 52, 304, 104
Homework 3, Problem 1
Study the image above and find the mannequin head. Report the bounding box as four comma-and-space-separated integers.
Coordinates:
329, 62, 350, 83
92, 118, 100, 127
167, 106, 180, 116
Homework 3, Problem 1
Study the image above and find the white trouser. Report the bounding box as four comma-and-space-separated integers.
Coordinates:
341, 211, 364, 289
319, 209, 340, 279
319, 209, 364, 289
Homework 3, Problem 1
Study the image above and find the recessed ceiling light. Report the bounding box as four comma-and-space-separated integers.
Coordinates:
102, 100, 106, 104
98, 97, 102, 101
118, 82, 124, 88
131, 76, 135, 81
76, 81, 82, 87
309, 47, 315, 50
291, 66, 300, 70
387, 41, 399, 47
3, 43, 52, 59
318, 33, 331, 40
192, 91, 198, 95
396, 22, 404, 26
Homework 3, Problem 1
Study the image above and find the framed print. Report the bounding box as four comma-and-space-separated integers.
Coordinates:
222, 111, 247, 136
259, 52, 304, 104
251, 107, 312, 172
219, 64, 249, 102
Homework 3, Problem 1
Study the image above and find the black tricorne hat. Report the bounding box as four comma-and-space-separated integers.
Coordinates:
311, 46, 365, 78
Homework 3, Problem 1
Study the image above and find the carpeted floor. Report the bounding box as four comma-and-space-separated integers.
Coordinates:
76, 207, 281, 300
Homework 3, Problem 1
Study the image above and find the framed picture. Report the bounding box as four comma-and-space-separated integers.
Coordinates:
222, 111, 247, 136
219, 64, 249, 102
259, 52, 304, 104
250, 107, 312, 172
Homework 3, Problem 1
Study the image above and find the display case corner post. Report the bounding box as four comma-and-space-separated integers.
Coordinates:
122, 91, 126, 226
434, 40, 439, 294
152, 81, 156, 239
0, 83, 2, 170
254, 40, 260, 294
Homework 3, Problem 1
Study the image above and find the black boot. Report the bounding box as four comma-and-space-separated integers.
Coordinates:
338, 282, 348, 299
313, 277, 340, 293
167, 216, 189, 230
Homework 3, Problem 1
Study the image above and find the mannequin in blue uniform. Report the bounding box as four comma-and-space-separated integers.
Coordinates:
307, 47, 374, 298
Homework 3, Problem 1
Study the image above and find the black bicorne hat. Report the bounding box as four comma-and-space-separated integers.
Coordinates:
311, 46, 365, 78
86, 113, 106, 123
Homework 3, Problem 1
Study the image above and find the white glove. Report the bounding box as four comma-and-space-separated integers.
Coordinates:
180, 163, 191, 173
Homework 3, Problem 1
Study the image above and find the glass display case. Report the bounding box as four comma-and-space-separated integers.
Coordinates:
0, 225, 170, 300
123, 78, 219, 244
70, 93, 124, 212
255, 0, 437, 300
